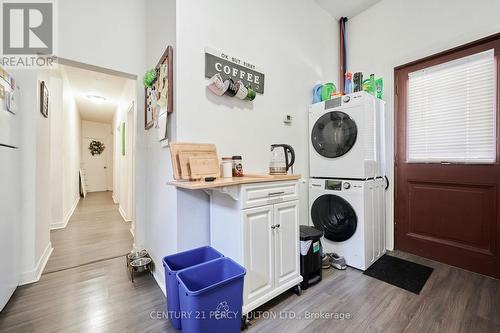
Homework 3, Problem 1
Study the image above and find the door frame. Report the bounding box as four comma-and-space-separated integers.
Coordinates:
394, 33, 500, 276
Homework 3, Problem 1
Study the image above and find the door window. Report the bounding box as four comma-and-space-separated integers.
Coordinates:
407, 49, 496, 163
311, 111, 357, 158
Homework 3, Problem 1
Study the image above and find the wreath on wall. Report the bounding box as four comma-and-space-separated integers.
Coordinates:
88, 140, 106, 156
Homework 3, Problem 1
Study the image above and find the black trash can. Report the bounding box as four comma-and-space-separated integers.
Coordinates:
299, 225, 324, 290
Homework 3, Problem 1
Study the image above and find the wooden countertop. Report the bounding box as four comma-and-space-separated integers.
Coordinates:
167, 174, 301, 190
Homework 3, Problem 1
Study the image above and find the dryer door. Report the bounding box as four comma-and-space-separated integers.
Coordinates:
311, 194, 357, 242
311, 111, 357, 158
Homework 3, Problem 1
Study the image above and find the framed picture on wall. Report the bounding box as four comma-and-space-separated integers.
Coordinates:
145, 45, 173, 129
40, 81, 49, 118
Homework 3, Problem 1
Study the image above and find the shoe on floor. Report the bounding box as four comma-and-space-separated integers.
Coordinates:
328, 253, 347, 270
322, 254, 332, 269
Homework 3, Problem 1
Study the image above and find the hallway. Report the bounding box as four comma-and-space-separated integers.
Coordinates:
44, 191, 133, 273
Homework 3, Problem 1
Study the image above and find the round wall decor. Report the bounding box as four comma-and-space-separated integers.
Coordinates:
88, 140, 105, 156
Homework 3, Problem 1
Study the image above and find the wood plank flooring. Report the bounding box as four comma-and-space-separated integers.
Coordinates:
44, 191, 133, 273
0, 257, 171, 332
1, 249, 498, 332
246, 251, 500, 333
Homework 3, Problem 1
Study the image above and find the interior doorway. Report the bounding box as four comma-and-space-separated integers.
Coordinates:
82, 135, 111, 192
42, 60, 138, 274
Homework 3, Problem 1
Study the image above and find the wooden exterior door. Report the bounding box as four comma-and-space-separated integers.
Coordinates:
395, 34, 500, 278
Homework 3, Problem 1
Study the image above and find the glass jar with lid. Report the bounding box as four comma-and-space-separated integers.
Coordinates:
221, 157, 233, 178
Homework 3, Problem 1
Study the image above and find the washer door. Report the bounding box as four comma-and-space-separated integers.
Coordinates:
311, 111, 357, 158
311, 194, 357, 242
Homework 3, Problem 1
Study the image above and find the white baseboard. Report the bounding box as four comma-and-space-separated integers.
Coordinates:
50, 196, 80, 230
20, 242, 53, 285
112, 193, 118, 204
152, 269, 166, 296
119, 205, 131, 222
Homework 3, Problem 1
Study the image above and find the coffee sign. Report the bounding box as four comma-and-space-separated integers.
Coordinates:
205, 48, 265, 94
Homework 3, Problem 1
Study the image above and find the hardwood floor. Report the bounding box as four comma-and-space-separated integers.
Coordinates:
44, 191, 133, 273
1, 249, 498, 332
0, 257, 171, 332
246, 251, 500, 333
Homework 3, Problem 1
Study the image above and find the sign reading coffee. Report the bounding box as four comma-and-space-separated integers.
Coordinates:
205, 48, 265, 94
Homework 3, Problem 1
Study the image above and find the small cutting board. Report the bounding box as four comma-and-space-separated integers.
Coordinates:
178, 151, 218, 180
169, 143, 217, 180
188, 156, 220, 180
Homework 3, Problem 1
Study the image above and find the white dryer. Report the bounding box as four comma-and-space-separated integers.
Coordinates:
309, 92, 385, 179
309, 178, 386, 271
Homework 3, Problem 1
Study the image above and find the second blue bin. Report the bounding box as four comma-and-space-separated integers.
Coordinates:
162, 246, 224, 330
177, 257, 246, 333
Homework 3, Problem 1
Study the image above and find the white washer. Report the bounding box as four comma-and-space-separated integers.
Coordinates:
309, 91, 385, 179
309, 178, 386, 271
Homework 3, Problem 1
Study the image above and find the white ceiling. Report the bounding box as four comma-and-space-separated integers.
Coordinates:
315, 0, 382, 19
61, 65, 129, 123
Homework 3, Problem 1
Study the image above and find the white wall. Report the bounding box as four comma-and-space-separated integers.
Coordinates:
15, 0, 151, 285
61, 75, 82, 228
35, 71, 52, 268
57, 0, 147, 249
125, 0, 338, 294
49, 73, 81, 230
139, 0, 339, 294
112, 79, 136, 224
346, 0, 500, 249
174, 0, 337, 244
49, 75, 64, 228
11, 69, 41, 283
13, 68, 67, 283
143, 0, 177, 293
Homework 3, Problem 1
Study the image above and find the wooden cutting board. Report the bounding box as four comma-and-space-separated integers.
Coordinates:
169, 143, 218, 180
188, 157, 220, 180
178, 151, 218, 180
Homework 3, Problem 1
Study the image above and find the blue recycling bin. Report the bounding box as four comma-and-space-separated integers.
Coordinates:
177, 257, 246, 333
162, 246, 224, 330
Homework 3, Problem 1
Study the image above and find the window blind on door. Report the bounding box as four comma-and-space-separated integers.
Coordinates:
407, 49, 496, 163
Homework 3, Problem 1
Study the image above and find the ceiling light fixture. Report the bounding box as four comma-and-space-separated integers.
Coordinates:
87, 95, 107, 103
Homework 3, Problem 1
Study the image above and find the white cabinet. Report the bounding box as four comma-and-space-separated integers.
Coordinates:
242, 205, 274, 306
210, 180, 302, 315
273, 201, 300, 289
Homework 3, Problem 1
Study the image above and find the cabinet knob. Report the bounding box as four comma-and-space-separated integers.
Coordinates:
276, 224, 281, 228
271, 225, 276, 229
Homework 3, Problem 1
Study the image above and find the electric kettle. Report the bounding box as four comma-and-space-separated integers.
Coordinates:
269, 144, 295, 175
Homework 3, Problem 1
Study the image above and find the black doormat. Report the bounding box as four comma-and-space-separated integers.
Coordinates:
363, 254, 433, 294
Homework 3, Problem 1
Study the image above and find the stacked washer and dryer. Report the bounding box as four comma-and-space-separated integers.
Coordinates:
308, 91, 386, 271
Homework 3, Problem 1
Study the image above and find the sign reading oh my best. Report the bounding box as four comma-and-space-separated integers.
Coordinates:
205, 48, 265, 94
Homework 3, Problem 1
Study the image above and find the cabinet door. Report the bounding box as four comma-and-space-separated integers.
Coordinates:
243, 205, 274, 306
274, 200, 300, 288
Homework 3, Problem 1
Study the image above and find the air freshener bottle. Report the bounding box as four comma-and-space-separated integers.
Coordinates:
369, 74, 376, 96
375, 78, 383, 99
345, 72, 352, 94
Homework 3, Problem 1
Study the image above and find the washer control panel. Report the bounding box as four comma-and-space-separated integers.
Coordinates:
325, 180, 342, 191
